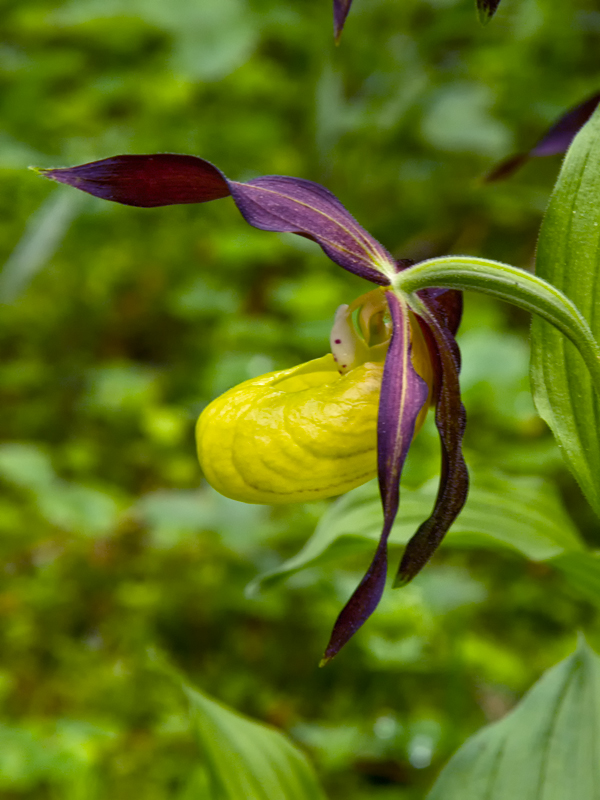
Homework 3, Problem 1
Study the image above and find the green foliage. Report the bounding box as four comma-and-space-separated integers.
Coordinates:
531, 105, 600, 517
428, 638, 600, 799
185, 679, 326, 800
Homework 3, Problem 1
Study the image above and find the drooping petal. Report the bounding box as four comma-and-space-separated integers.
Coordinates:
322, 291, 429, 663
486, 92, 600, 182
421, 288, 463, 337
394, 301, 468, 585
39, 154, 230, 207
476, 0, 501, 21
333, 0, 353, 41
41, 155, 395, 284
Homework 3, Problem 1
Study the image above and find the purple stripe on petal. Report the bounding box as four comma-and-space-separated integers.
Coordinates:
41, 155, 230, 207
486, 92, 600, 182
333, 0, 353, 40
395, 306, 468, 586
229, 176, 394, 285
321, 292, 429, 663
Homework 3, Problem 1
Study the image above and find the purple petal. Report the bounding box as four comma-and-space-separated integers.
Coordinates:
530, 92, 600, 157
395, 304, 468, 586
486, 92, 600, 182
476, 0, 501, 21
41, 156, 394, 285
321, 291, 429, 663
333, 0, 353, 41
421, 289, 463, 337
41, 154, 230, 207
228, 177, 395, 285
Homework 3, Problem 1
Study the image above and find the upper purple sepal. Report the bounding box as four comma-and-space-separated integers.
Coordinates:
229, 177, 394, 285
40, 155, 394, 284
486, 92, 600, 182
41, 154, 230, 207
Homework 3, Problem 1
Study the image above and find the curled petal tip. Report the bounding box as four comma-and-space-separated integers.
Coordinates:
333, 0, 352, 40
318, 655, 332, 668
392, 573, 410, 589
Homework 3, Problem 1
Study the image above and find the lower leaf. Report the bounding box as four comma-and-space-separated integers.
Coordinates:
427, 638, 600, 800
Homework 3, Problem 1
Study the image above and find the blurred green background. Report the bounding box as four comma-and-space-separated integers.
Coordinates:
1, 0, 600, 796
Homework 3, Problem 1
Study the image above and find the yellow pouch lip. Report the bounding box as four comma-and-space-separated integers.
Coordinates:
196, 303, 434, 506
196, 355, 383, 504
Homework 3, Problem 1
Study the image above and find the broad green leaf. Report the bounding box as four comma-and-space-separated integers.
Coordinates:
531, 105, 600, 517
427, 638, 600, 800
184, 684, 327, 800
248, 470, 583, 594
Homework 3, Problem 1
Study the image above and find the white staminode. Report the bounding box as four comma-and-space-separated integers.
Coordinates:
330, 290, 391, 376
330, 304, 363, 375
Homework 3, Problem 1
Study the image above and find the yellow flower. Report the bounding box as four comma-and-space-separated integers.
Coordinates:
196, 288, 433, 504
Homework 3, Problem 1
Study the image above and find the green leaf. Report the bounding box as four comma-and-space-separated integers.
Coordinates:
531, 105, 600, 517
248, 470, 583, 594
427, 637, 600, 800
184, 684, 327, 800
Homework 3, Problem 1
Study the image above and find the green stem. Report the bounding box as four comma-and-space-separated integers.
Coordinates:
392, 256, 600, 395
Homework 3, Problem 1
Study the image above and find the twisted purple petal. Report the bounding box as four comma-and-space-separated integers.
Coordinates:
486, 92, 600, 182
395, 301, 468, 585
41, 155, 394, 284
322, 291, 429, 663
228, 177, 394, 284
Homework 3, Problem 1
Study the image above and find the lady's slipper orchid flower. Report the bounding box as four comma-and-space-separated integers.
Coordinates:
41, 154, 467, 661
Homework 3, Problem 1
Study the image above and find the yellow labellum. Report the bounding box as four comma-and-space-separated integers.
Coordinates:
197, 355, 382, 503
196, 309, 433, 505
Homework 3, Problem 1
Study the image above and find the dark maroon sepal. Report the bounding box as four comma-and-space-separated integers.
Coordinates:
486, 92, 600, 182
321, 292, 429, 663
394, 307, 468, 586
41, 154, 230, 207
476, 0, 501, 21
333, 0, 353, 40
419, 289, 463, 337
228, 176, 394, 285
